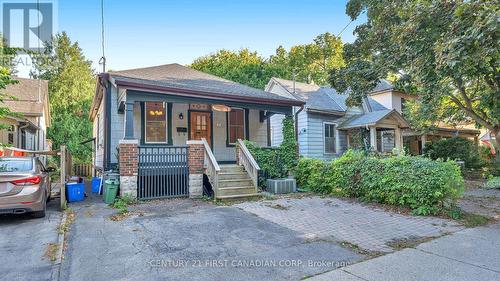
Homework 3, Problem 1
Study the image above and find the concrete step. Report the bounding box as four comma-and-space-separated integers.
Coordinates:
216, 193, 261, 200
219, 172, 249, 180
219, 178, 253, 188
218, 186, 256, 196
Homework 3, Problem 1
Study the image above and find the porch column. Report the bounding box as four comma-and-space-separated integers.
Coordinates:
370, 127, 377, 151
124, 100, 135, 140
395, 127, 402, 155
118, 139, 138, 198
187, 140, 204, 198
421, 134, 427, 154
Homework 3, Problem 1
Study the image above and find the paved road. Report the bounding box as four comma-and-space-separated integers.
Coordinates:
0, 199, 61, 281
309, 222, 500, 281
60, 197, 362, 281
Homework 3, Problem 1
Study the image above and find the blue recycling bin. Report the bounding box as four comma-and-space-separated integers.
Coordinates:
66, 182, 85, 202
91, 177, 102, 194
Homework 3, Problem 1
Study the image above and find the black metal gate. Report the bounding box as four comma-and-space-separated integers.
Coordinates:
137, 146, 189, 200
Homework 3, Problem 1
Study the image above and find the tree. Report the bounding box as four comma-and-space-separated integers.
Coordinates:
31, 32, 95, 162
191, 49, 270, 89
329, 0, 499, 155
288, 32, 344, 85
191, 32, 344, 88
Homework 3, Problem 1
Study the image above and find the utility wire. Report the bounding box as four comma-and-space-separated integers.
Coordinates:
337, 19, 354, 37
99, 0, 106, 72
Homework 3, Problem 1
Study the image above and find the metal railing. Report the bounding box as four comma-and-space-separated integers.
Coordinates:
237, 139, 260, 189
201, 138, 220, 199
137, 145, 189, 200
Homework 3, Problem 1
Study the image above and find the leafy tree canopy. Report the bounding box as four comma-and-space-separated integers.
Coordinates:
191, 32, 344, 89
0, 37, 20, 134
330, 0, 499, 152
31, 32, 95, 162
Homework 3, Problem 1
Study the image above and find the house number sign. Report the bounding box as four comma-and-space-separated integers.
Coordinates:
189, 104, 210, 111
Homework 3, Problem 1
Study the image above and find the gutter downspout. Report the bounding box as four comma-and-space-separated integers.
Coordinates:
294, 105, 305, 154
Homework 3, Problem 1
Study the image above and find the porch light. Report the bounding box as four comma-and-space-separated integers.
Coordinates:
212, 104, 231, 112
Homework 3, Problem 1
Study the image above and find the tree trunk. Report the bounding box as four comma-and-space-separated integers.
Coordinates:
494, 129, 500, 162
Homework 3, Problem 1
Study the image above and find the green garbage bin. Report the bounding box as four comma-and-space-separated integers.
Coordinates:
104, 179, 119, 204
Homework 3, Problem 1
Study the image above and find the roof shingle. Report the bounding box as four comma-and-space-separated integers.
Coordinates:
109, 64, 301, 104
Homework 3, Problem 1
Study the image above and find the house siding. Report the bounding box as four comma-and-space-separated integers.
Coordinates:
306, 112, 346, 161
93, 95, 105, 169
110, 86, 124, 166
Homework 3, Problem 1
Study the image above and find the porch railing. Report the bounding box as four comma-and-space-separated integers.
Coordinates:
201, 138, 220, 198
237, 139, 260, 189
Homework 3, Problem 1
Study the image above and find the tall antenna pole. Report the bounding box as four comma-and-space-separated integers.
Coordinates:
292, 69, 296, 94
99, 0, 106, 73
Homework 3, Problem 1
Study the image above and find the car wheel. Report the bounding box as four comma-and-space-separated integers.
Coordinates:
32, 194, 47, 218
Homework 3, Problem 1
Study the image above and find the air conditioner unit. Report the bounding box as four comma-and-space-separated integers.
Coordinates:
266, 178, 296, 194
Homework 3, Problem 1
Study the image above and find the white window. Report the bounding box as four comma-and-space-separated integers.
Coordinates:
324, 123, 336, 154
145, 102, 167, 143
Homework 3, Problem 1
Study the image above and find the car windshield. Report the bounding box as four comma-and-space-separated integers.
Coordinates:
0, 159, 33, 172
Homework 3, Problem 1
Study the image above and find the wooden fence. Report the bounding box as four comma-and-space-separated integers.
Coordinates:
73, 163, 94, 177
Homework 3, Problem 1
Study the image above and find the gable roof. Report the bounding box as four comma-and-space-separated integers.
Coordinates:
369, 79, 394, 94
3, 77, 50, 126
105, 64, 303, 107
268, 77, 388, 114
338, 109, 409, 129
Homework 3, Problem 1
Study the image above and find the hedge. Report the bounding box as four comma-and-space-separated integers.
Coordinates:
295, 150, 464, 215
424, 137, 481, 168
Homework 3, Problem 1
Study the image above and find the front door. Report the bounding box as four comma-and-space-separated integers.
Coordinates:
190, 111, 212, 146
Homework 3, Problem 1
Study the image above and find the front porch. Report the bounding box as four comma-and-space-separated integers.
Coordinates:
339, 109, 409, 153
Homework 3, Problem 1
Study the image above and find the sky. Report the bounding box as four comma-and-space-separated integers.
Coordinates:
15, 0, 365, 75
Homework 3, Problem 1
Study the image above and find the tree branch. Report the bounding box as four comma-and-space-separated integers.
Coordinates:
447, 93, 494, 131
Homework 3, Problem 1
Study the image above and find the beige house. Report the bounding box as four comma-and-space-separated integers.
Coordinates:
0, 78, 51, 154
367, 80, 481, 155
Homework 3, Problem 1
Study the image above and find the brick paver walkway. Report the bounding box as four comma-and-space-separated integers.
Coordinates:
236, 196, 463, 252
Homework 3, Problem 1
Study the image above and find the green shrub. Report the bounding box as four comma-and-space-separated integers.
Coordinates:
424, 137, 481, 168
295, 158, 327, 192
485, 176, 500, 189
294, 150, 464, 215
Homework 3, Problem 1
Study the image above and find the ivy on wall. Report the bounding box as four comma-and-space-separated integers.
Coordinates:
244, 116, 298, 184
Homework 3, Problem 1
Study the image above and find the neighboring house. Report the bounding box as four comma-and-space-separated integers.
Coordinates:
367, 80, 481, 155
0, 78, 51, 156
266, 78, 409, 161
89, 64, 303, 200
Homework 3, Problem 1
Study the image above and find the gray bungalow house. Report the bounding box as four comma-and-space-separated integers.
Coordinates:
89, 64, 304, 200
266, 78, 409, 161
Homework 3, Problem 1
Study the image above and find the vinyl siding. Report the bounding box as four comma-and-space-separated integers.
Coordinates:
306, 112, 349, 161
93, 96, 105, 169
109, 86, 124, 165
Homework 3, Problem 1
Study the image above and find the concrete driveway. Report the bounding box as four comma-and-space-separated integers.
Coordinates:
0, 199, 61, 281
60, 197, 361, 281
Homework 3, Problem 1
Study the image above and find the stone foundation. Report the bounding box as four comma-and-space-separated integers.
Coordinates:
188, 174, 203, 198
120, 176, 137, 198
